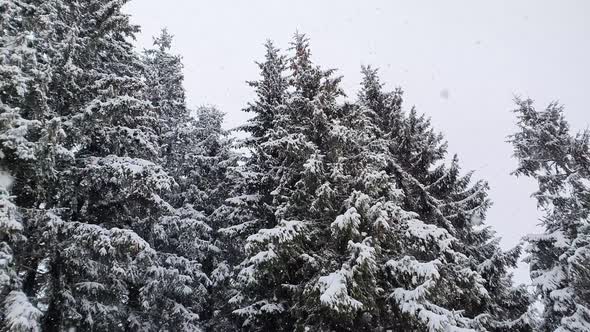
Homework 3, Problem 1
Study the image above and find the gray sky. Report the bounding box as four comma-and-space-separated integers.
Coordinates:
125, 0, 590, 284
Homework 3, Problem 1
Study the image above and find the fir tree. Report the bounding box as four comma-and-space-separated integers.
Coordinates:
224, 36, 534, 332
218, 34, 342, 329
52, 8, 211, 329
349, 68, 534, 331
0, 1, 70, 330
143, 29, 238, 330
0, 172, 43, 332
142, 28, 189, 171
213, 39, 291, 330
510, 98, 590, 332
2, 2, 208, 330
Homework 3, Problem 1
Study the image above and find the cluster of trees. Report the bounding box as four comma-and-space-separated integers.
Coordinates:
1, 1, 234, 330
0, 1, 588, 331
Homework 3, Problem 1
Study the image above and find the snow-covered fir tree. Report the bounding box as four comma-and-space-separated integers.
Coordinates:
142, 29, 238, 329
212, 39, 292, 330
222, 35, 534, 330
33, 2, 182, 328
510, 98, 590, 332
0, 1, 71, 330
349, 68, 534, 332
27, 1, 189, 329
142, 28, 190, 172
0, 171, 42, 332
216, 34, 337, 329
0, 1, 220, 330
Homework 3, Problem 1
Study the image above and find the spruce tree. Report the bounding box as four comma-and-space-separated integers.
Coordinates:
142, 28, 189, 172
218, 34, 343, 329
2, 1, 209, 330
281, 65, 535, 331
143, 29, 238, 330
214, 39, 292, 330
0, 1, 70, 330
225, 35, 534, 329
510, 98, 590, 332
0, 172, 43, 331
348, 68, 534, 331
52, 7, 214, 329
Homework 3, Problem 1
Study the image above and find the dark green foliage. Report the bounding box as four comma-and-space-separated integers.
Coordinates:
223, 38, 534, 331
0, 1, 542, 330
510, 98, 590, 332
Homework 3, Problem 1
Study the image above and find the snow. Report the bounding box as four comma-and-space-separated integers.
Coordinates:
114, 126, 159, 156
549, 287, 574, 306
558, 305, 590, 332
317, 269, 363, 312
404, 219, 454, 252
3, 291, 42, 332
259, 302, 285, 314
233, 300, 285, 317
249, 247, 278, 265
351, 192, 371, 212
531, 264, 566, 292
0, 113, 40, 160
237, 264, 257, 286
246, 219, 305, 247
525, 230, 570, 248
87, 155, 156, 175
56, 218, 155, 259
84, 155, 173, 192
210, 262, 231, 286
348, 239, 376, 268
0, 175, 22, 235
386, 256, 441, 282
226, 194, 260, 206
303, 153, 324, 174
218, 219, 256, 236
567, 243, 590, 267
75, 281, 107, 293
299, 253, 317, 265
0, 171, 13, 189
331, 207, 361, 237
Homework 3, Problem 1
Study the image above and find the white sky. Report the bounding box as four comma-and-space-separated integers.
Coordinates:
125, 0, 590, 284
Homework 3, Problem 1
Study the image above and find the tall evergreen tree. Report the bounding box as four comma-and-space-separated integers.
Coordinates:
0, 172, 43, 332
213, 39, 292, 330
50, 8, 219, 329
143, 29, 238, 330
291, 66, 534, 331
353, 68, 534, 332
224, 35, 534, 330
217, 34, 342, 329
0, 1, 71, 330
142, 28, 189, 171
2, 2, 210, 330
510, 98, 590, 332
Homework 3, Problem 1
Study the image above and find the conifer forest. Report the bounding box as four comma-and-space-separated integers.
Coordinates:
0, 1, 589, 331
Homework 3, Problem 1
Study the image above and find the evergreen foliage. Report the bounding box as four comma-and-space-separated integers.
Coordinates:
222, 36, 534, 331
510, 98, 590, 332
3, 1, 582, 330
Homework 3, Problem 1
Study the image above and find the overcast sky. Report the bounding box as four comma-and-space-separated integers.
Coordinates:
124, 0, 590, 284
